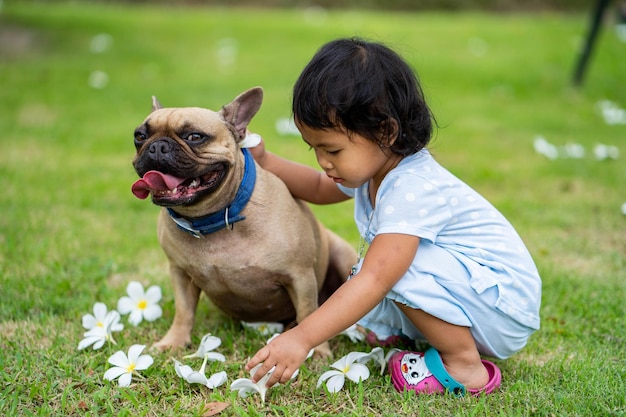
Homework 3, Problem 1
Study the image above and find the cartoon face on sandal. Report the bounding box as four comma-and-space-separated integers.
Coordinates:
400, 352, 432, 385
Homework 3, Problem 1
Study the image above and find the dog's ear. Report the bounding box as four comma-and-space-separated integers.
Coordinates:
220, 87, 263, 141
151, 96, 163, 112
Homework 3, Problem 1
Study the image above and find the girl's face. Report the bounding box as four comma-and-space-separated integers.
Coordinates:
298, 123, 402, 190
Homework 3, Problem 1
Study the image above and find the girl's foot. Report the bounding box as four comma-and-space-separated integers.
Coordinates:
388, 348, 501, 396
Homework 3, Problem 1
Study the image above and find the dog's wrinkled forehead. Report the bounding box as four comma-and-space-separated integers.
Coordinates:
142, 107, 233, 138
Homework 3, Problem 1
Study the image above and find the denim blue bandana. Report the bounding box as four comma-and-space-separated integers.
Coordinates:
167, 148, 256, 238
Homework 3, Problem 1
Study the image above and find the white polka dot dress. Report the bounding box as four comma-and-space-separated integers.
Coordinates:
338, 150, 542, 359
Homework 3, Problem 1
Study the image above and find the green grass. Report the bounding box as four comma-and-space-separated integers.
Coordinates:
1, 2, 625, 416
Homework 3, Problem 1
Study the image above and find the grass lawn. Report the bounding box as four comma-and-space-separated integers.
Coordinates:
1, 2, 625, 416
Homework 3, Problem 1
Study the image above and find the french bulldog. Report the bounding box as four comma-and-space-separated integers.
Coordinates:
131, 87, 358, 357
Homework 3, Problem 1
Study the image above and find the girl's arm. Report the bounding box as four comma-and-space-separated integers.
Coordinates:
249, 137, 349, 204
246, 232, 421, 386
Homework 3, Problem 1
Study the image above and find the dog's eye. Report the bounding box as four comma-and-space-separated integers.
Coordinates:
186, 133, 204, 142
134, 132, 147, 141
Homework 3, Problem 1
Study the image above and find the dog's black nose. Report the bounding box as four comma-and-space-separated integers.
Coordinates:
149, 139, 172, 157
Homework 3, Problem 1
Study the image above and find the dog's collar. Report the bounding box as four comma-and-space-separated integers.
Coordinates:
166, 148, 256, 238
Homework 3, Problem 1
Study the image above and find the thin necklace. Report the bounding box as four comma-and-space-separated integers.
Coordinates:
350, 209, 374, 278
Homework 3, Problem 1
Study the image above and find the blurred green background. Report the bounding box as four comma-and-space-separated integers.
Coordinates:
1, 1, 624, 415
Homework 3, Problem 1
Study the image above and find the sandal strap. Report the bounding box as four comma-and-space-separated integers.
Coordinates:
424, 348, 466, 397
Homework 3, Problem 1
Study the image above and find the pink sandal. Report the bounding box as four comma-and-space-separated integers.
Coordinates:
388, 348, 501, 396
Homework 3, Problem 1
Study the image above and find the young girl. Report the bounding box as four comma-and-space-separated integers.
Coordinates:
246, 37, 541, 396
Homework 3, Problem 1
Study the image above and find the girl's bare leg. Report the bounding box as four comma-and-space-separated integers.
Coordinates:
395, 303, 489, 389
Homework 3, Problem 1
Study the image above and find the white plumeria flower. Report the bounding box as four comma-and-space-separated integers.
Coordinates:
383, 348, 402, 373
562, 143, 585, 159
340, 324, 365, 343
317, 351, 371, 393
241, 321, 284, 336
183, 333, 226, 362
117, 281, 162, 326
356, 347, 402, 375
81, 302, 122, 331
77, 309, 123, 350
356, 347, 385, 373
275, 117, 300, 136
598, 100, 626, 125
103, 344, 153, 387
230, 364, 278, 403
173, 358, 227, 389
533, 136, 558, 160
593, 143, 620, 160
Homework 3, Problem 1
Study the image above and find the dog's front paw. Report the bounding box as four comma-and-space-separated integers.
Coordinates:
312, 341, 333, 359
152, 329, 191, 351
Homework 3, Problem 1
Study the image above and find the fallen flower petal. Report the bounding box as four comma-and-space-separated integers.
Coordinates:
77, 310, 123, 350
230, 364, 287, 403
241, 321, 284, 336
354, 347, 402, 375
597, 100, 626, 125
206, 371, 228, 388
533, 136, 558, 160
317, 369, 345, 393
593, 143, 620, 160
174, 357, 227, 389
183, 334, 225, 362
562, 143, 585, 159
82, 302, 108, 330
340, 324, 366, 343
356, 347, 387, 375
117, 281, 162, 326
104, 344, 153, 387
317, 350, 371, 392
230, 369, 271, 402
275, 117, 300, 136
345, 362, 370, 383
81, 302, 123, 332
174, 360, 194, 378
230, 377, 266, 400
77, 327, 109, 351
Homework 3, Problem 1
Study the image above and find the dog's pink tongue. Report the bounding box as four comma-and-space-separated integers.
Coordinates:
131, 171, 186, 199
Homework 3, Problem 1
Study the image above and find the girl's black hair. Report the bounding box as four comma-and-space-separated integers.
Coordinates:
292, 37, 434, 156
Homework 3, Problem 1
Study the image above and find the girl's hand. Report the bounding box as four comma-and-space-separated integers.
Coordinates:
246, 329, 312, 387
243, 130, 349, 204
